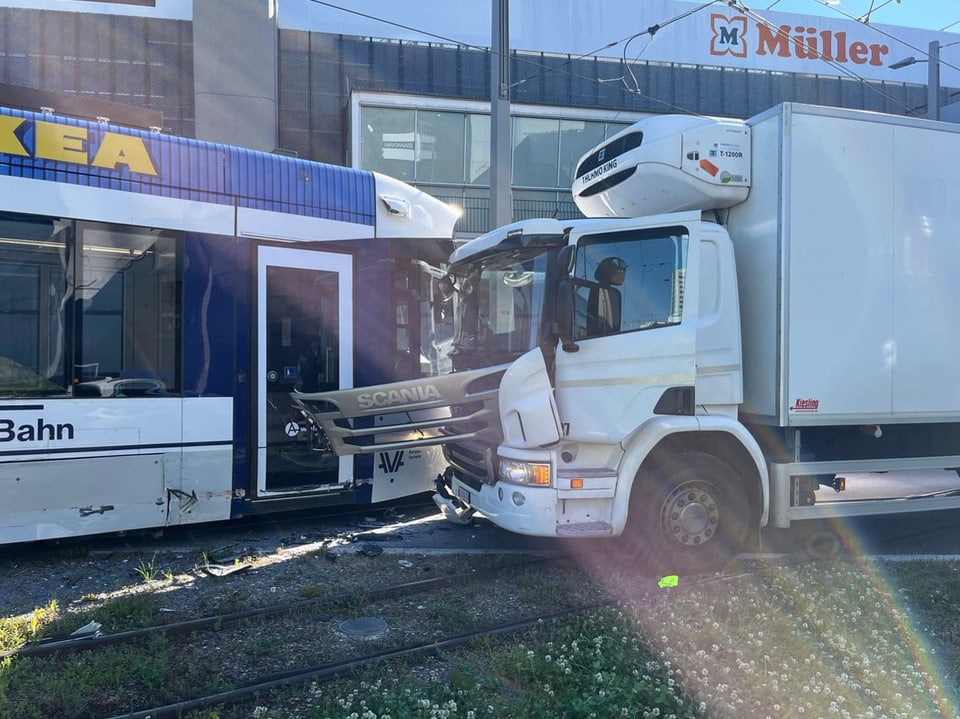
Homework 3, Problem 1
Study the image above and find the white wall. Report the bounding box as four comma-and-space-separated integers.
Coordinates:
278, 0, 959, 87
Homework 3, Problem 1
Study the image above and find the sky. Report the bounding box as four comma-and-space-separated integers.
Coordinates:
756, 0, 960, 32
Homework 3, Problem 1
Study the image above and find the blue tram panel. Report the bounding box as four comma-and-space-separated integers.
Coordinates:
0, 105, 376, 225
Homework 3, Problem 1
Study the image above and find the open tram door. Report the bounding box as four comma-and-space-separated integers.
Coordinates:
256, 245, 353, 499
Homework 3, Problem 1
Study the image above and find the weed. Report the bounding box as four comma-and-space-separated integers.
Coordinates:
248, 634, 282, 657
0, 600, 59, 652
135, 552, 162, 582
131, 635, 173, 691
299, 585, 324, 599
55, 543, 89, 560
94, 593, 160, 630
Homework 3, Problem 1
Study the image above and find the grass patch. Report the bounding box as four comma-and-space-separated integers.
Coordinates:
247, 558, 960, 719
0, 600, 59, 653
35, 592, 161, 641
3, 557, 959, 718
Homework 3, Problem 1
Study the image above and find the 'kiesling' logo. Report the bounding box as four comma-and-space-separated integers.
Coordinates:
709, 13, 889, 67
789, 398, 820, 412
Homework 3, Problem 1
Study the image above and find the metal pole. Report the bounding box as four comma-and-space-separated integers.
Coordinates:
489, 0, 512, 229
928, 40, 940, 121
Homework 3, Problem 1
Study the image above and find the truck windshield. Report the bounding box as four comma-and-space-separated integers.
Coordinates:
449, 250, 552, 367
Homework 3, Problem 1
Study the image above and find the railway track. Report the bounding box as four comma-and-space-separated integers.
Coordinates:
104, 557, 821, 719
4, 548, 614, 718
4, 556, 556, 661
4, 544, 825, 719
3, 507, 960, 718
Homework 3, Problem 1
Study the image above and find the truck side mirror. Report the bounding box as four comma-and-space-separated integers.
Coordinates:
555, 246, 579, 353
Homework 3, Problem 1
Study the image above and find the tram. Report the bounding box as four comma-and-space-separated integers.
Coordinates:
0, 104, 459, 543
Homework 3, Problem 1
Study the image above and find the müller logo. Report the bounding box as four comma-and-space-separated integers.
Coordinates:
790, 398, 820, 412
709, 13, 889, 67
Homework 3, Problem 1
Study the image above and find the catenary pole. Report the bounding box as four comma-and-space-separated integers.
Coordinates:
490, 0, 512, 229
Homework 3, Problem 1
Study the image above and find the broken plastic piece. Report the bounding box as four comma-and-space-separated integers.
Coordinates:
202, 562, 251, 577
71, 621, 103, 638
432, 493, 475, 525
36, 620, 103, 646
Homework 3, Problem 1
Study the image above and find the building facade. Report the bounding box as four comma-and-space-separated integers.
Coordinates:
0, 0, 955, 234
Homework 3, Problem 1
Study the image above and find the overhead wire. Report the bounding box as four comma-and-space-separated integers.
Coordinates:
807, 0, 960, 75
731, 1, 953, 117
309, 0, 727, 116
308, 0, 953, 119
306, 0, 690, 112
306, 0, 488, 51
791, 0, 960, 114
619, 0, 723, 98
305, 0, 959, 226
826, 0, 960, 35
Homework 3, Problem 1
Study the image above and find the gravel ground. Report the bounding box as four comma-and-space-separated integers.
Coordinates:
0, 507, 612, 719
0, 505, 563, 625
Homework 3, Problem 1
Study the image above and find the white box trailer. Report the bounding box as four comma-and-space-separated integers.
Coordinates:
718, 104, 960, 528
730, 103, 960, 427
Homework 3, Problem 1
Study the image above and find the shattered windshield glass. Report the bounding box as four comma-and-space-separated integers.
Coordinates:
451, 250, 551, 362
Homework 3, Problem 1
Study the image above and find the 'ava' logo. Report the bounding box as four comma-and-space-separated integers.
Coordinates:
710, 13, 748, 58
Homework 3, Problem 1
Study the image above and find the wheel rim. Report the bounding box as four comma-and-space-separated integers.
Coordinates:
660, 481, 720, 547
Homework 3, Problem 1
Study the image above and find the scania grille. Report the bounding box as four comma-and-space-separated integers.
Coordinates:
445, 439, 496, 487
292, 365, 507, 457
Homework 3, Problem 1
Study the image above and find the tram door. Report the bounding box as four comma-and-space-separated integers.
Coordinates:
256, 246, 353, 496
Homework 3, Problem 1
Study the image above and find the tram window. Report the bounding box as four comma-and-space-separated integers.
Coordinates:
0, 215, 70, 395
0, 213, 181, 398
74, 223, 180, 396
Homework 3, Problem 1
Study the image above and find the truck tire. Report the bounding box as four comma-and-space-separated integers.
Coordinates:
624, 451, 750, 574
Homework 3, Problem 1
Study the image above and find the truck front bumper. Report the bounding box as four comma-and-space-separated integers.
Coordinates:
437, 474, 615, 538
437, 475, 558, 536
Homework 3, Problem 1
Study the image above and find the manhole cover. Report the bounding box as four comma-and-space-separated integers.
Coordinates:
338, 616, 388, 639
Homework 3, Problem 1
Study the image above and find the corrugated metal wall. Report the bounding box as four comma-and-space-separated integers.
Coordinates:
0, 7, 193, 136
276, 32, 930, 165
0, 8, 933, 167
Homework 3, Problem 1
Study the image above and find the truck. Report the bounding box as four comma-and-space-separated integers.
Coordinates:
295, 102, 960, 572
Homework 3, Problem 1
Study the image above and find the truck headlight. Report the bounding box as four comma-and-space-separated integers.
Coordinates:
498, 459, 551, 486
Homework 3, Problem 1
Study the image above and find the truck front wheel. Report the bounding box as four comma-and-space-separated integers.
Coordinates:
624, 451, 750, 574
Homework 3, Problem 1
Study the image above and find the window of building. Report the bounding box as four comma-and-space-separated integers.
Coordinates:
360, 106, 416, 182
513, 116, 561, 187
415, 111, 466, 184
466, 114, 490, 185
355, 95, 642, 233
558, 119, 609, 188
